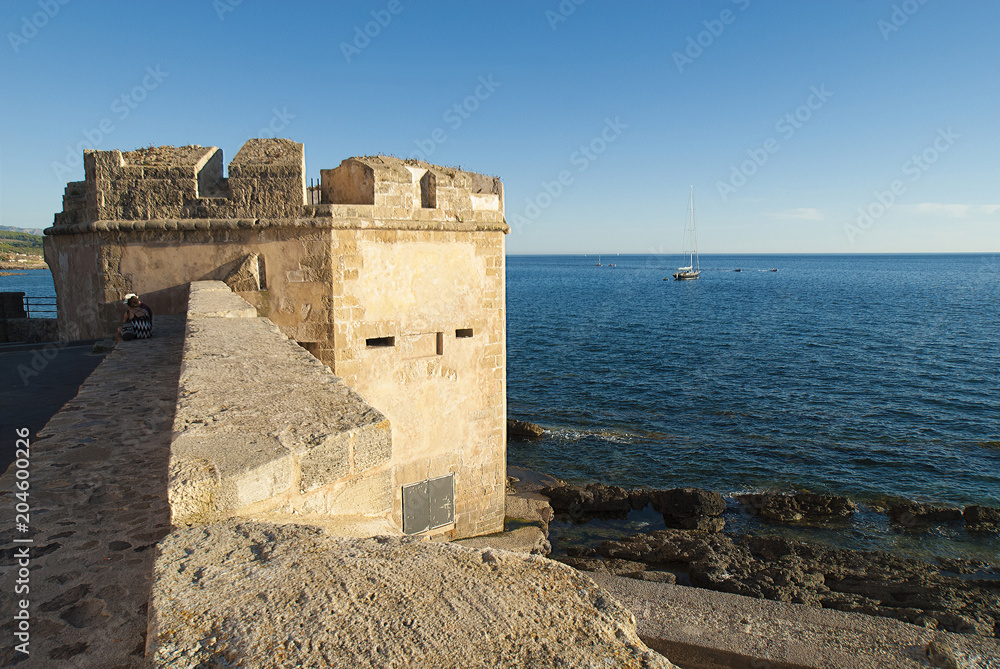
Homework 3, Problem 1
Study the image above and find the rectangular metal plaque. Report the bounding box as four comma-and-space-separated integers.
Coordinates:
402, 480, 429, 535
428, 474, 455, 530
402, 474, 455, 534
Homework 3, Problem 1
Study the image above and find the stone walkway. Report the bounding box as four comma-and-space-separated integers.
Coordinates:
1, 316, 184, 668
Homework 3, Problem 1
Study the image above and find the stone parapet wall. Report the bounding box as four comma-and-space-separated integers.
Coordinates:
50, 143, 505, 233
54, 140, 308, 228
169, 281, 395, 529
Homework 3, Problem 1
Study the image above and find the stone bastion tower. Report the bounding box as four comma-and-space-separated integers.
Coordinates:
44, 138, 508, 539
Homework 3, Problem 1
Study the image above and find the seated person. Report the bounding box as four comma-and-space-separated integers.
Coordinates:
115, 294, 153, 341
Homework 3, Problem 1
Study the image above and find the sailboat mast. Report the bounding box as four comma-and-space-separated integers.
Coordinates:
690, 186, 699, 273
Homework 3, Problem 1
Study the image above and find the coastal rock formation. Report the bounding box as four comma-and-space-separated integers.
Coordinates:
149, 521, 676, 668
887, 502, 963, 527
965, 505, 1000, 532
541, 482, 649, 518
507, 418, 545, 439
595, 529, 1000, 639
650, 487, 726, 532
735, 492, 855, 523
540, 483, 725, 530
599, 529, 736, 568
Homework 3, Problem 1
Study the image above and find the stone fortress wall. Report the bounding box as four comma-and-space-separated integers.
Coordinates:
44, 139, 508, 540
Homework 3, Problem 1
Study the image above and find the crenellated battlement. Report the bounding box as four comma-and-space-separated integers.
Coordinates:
51, 138, 505, 232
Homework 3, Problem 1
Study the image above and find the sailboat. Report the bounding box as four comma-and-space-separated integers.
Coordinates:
672, 187, 700, 281
595, 255, 602, 266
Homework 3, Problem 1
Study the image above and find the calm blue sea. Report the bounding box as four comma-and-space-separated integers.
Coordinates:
0, 268, 56, 314
507, 254, 1000, 559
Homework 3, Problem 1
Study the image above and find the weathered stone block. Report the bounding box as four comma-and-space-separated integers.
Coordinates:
298, 432, 352, 494
352, 421, 392, 472
302, 469, 394, 516
297, 321, 330, 342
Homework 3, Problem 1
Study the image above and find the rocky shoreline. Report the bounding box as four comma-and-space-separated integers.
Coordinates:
0, 260, 48, 270
508, 470, 1000, 641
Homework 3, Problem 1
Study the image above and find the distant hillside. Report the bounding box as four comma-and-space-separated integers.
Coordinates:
0, 230, 44, 257
0, 225, 45, 236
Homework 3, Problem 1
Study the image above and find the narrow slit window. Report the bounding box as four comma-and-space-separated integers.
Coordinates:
436, 332, 444, 355
366, 336, 395, 348
420, 170, 436, 208
455, 328, 474, 338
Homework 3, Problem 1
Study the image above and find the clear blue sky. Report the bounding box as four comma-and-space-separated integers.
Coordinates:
2, 0, 998, 254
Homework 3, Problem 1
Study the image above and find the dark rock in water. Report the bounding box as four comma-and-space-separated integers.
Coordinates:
595, 528, 1000, 639
887, 502, 963, 527
506, 419, 545, 439
964, 505, 1000, 532
735, 492, 855, 523
538, 481, 651, 519
565, 545, 597, 558
628, 488, 652, 511
650, 487, 726, 532
541, 482, 632, 517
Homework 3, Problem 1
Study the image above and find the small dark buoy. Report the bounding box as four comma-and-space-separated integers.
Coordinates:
734, 268, 742, 272
770, 268, 778, 272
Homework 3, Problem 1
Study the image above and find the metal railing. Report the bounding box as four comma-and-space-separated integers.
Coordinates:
307, 179, 322, 205
24, 296, 57, 319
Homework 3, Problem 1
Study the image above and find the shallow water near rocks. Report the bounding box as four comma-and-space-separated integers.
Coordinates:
508, 254, 1000, 563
